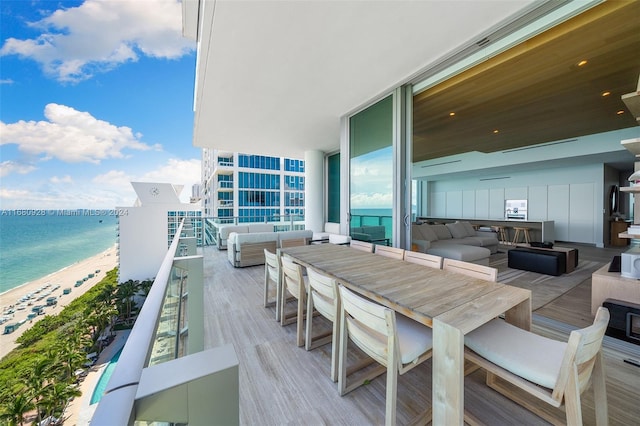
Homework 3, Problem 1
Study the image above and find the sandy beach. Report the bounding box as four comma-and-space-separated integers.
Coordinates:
0, 245, 118, 360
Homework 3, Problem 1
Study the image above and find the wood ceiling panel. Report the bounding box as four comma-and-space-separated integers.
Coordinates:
412, 1, 640, 163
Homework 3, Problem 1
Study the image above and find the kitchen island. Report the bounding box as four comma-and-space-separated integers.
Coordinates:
419, 218, 555, 243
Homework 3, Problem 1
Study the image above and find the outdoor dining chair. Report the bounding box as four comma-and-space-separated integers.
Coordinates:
464, 307, 610, 425
442, 258, 498, 282
374, 245, 405, 260
305, 267, 340, 381
403, 251, 443, 269
338, 285, 433, 425
280, 256, 308, 347
349, 240, 373, 253
263, 249, 281, 320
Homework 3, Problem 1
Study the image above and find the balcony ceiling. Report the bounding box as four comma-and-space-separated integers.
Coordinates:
190, 1, 639, 162
191, 0, 538, 157
412, 0, 640, 163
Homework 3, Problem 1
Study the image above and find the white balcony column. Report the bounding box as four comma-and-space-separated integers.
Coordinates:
304, 150, 324, 233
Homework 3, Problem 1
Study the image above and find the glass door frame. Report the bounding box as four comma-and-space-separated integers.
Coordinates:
340, 85, 413, 248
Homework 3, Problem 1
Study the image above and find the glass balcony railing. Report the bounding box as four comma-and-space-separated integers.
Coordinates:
203, 214, 306, 246
91, 219, 239, 425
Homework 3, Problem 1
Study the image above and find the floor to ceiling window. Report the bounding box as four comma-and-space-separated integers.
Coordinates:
349, 95, 394, 244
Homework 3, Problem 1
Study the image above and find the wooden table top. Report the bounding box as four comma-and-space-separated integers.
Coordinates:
280, 244, 530, 329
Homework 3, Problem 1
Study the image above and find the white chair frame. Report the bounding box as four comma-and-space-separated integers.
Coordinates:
305, 267, 340, 381
280, 256, 307, 347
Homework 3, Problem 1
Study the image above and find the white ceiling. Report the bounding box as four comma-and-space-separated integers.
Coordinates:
189, 0, 538, 158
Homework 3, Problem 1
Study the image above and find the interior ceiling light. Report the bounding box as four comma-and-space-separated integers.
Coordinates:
602, 91, 611, 97
449, 112, 456, 117
617, 110, 625, 115
493, 129, 499, 134
577, 60, 588, 67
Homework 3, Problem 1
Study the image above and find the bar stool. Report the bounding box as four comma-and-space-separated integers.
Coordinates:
512, 226, 531, 245
491, 225, 509, 245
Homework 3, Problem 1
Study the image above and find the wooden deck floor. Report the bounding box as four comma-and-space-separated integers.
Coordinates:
202, 245, 640, 425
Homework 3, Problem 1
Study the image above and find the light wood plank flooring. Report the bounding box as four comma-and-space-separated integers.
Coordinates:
202, 245, 640, 425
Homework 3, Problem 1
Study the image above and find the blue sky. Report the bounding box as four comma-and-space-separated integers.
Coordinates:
0, 0, 200, 209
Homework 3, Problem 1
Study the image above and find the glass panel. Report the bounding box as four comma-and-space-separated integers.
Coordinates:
327, 153, 340, 223
349, 95, 393, 245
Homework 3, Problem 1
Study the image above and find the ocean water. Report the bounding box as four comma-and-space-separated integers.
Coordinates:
0, 211, 118, 294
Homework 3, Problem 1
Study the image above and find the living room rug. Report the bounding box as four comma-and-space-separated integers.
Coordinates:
489, 252, 605, 310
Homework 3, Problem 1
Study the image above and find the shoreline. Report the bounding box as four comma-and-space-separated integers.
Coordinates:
0, 245, 119, 360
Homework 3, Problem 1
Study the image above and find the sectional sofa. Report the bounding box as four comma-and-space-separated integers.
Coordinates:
411, 221, 499, 265
227, 229, 313, 267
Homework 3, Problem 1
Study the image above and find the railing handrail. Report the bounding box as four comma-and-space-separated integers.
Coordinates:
91, 220, 186, 425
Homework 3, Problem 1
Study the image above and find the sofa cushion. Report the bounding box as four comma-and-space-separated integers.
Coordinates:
446, 222, 468, 239
431, 224, 452, 240
427, 243, 490, 265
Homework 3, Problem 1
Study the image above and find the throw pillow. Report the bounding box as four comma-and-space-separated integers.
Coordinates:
458, 221, 477, 237
419, 225, 438, 242
446, 222, 467, 239
432, 224, 452, 240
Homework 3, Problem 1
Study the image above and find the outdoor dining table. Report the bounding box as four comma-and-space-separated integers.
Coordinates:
279, 243, 532, 425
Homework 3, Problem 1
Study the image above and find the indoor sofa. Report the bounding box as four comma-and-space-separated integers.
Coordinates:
227, 229, 313, 267
411, 221, 499, 265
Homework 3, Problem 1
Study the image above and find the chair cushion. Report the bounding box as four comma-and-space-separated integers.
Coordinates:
465, 319, 567, 389
396, 314, 433, 364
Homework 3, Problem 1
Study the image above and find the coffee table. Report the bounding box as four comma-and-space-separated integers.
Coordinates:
516, 244, 578, 273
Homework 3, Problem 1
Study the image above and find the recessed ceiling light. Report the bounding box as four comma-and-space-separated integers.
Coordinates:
602, 91, 611, 97
493, 129, 499, 134
617, 110, 625, 115
577, 60, 588, 67
449, 112, 456, 117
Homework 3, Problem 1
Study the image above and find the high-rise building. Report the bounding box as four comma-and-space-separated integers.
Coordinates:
201, 149, 305, 223
117, 182, 202, 282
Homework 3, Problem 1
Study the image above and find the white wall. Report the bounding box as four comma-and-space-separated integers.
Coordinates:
425, 164, 605, 246
118, 203, 201, 282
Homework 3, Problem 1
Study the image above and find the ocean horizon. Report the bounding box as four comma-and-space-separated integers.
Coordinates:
0, 210, 118, 294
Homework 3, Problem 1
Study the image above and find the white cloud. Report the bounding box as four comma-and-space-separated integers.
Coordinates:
0, 0, 194, 83
0, 158, 201, 209
0, 161, 37, 178
50, 175, 74, 184
0, 78, 14, 85
138, 158, 201, 202
350, 148, 393, 208
351, 192, 393, 208
93, 158, 201, 204
0, 103, 160, 164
